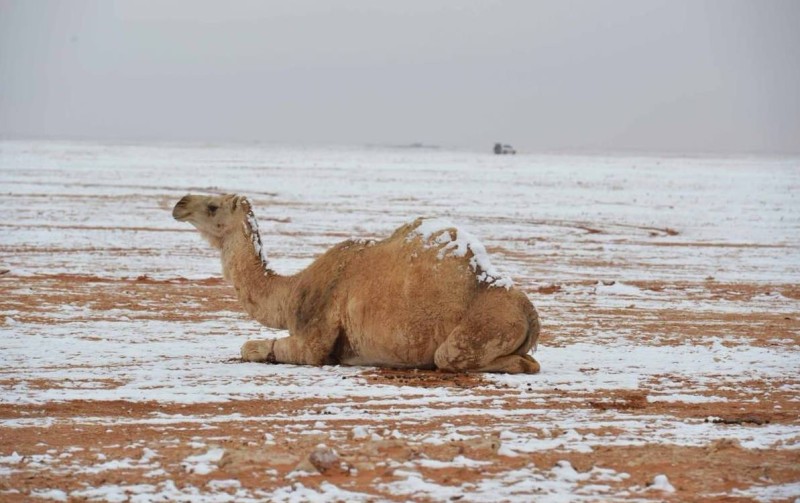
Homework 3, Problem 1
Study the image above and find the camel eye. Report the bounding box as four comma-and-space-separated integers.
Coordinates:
208, 204, 219, 215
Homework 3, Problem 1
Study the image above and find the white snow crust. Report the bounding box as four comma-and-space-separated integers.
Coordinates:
0, 141, 798, 502
648, 474, 676, 493
410, 217, 514, 288
244, 204, 270, 271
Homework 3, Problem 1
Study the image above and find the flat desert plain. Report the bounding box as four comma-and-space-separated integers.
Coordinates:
1, 141, 798, 502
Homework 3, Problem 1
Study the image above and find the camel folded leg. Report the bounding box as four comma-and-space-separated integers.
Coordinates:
241, 325, 339, 366
433, 296, 540, 374
474, 353, 541, 374
434, 330, 540, 374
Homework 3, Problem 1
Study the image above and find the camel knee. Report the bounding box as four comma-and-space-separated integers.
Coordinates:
271, 335, 332, 366
434, 319, 531, 373
434, 339, 492, 373
433, 345, 474, 373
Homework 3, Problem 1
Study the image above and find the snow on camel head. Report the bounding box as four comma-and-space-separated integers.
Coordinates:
172, 193, 541, 374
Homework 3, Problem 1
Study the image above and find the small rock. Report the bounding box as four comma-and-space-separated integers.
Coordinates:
294, 444, 348, 475
217, 447, 298, 471
293, 457, 318, 474
309, 445, 340, 472
536, 284, 561, 295
705, 438, 742, 453
353, 461, 375, 472
456, 434, 501, 457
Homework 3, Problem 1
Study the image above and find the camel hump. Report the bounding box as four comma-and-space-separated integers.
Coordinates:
400, 217, 514, 290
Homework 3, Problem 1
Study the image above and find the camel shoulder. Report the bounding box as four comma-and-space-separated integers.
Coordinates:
288, 238, 377, 331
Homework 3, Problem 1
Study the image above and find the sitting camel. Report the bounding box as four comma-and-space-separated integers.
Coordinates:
172, 194, 540, 374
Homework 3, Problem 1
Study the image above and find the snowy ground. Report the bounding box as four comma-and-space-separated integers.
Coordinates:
1, 140, 798, 501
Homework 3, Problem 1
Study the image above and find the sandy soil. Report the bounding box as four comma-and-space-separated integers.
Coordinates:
2, 272, 798, 501
1, 142, 798, 501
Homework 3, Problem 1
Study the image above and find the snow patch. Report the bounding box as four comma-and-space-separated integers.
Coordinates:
409, 217, 513, 289
552, 460, 581, 481
30, 489, 68, 501
594, 281, 644, 296
731, 481, 800, 502
413, 456, 491, 469
351, 426, 370, 440
0, 452, 23, 464
181, 448, 224, 475
649, 474, 676, 493
381, 460, 635, 501
270, 482, 373, 502
71, 483, 157, 502
207, 479, 242, 491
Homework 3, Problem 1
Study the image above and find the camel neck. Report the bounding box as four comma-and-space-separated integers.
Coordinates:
220, 216, 294, 329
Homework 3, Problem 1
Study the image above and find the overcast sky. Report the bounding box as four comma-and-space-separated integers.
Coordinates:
1, 0, 798, 154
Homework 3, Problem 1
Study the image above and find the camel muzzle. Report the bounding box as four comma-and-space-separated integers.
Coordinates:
172, 196, 192, 221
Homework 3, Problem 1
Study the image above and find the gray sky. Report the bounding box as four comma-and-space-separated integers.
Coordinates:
1, 0, 798, 154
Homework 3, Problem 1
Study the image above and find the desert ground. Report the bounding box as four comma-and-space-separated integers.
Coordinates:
1, 141, 798, 502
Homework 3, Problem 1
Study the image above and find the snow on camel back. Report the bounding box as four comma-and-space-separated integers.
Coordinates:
407, 217, 514, 289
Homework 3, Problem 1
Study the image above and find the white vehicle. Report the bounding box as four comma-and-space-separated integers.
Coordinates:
493, 143, 516, 155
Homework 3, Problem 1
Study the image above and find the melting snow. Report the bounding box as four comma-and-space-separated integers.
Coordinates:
181, 448, 225, 475
1, 141, 798, 502
244, 201, 270, 271
731, 481, 800, 502
410, 217, 514, 288
30, 489, 68, 501
648, 474, 676, 493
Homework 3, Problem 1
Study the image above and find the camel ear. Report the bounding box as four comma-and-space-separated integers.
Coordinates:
238, 196, 252, 213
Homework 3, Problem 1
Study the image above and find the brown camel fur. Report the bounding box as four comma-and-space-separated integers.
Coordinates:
172, 194, 540, 374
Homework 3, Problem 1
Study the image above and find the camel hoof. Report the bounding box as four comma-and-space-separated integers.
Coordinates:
521, 354, 541, 374
241, 339, 274, 362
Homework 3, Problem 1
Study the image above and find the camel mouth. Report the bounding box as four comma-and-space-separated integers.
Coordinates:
172, 196, 192, 221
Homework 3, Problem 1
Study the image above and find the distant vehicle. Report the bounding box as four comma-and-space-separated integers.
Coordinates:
493, 143, 516, 155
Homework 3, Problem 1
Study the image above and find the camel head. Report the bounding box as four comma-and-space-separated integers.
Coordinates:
173, 193, 254, 249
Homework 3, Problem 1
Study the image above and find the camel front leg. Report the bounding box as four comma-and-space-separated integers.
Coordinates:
241, 326, 339, 366
272, 334, 333, 366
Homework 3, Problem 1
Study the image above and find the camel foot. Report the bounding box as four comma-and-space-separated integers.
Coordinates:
435, 353, 540, 374
479, 354, 541, 374
520, 353, 541, 373
241, 339, 275, 362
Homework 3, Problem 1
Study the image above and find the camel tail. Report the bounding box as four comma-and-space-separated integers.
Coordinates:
519, 305, 541, 356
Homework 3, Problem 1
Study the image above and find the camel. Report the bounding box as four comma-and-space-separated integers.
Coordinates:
172, 194, 541, 374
